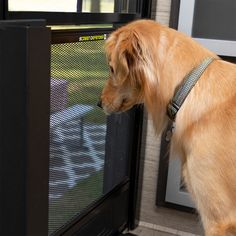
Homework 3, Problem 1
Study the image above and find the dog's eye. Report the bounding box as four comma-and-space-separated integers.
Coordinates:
109, 66, 114, 74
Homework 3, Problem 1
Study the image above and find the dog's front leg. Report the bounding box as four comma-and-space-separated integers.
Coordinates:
182, 154, 236, 236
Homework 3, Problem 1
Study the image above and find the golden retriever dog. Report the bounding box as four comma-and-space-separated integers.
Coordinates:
99, 19, 236, 236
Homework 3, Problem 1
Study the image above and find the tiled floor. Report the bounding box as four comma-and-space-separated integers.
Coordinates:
138, 206, 203, 235
129, 222, 200, 236
131, 226, 176, 236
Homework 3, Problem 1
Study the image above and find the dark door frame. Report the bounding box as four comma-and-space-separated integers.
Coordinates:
0, 0, 152, 235
0, 20, 50, 236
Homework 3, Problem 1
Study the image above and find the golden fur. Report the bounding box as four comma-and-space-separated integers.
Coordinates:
99, 19, 236, 236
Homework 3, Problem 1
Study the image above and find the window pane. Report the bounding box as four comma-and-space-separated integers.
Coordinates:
8, 0, 136, 13
8, 0, 78, 12
192, 0, 236, 40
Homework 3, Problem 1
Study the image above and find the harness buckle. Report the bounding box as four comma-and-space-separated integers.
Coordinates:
167, 102, 179, 121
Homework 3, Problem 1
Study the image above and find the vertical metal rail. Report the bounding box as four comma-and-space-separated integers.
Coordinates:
0, 20, 50, 236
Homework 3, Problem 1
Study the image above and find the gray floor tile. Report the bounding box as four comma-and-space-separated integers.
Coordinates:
131, 226, 176, 236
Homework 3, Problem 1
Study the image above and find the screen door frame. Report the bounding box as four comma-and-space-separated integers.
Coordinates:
49, 27, 144, 236
0, 20, 50, 236
0, 21, 144, 236
0, 0, 152, 234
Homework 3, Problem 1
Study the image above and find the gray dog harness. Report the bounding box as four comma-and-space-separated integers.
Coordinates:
167, 57, 215, 121
165, 57, 215, 142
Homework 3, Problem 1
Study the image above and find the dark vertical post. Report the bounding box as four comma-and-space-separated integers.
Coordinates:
169, 0, 181, 29
127, 106, 144, 230
0, 20, 50, 236
128, 0, 138, 13
90, 0, 100, 12
0, 0, 5, 19
141, 0, 152, 18
103, 112, 133, 193
114, 0, 120, 12
77, 0, 83, 12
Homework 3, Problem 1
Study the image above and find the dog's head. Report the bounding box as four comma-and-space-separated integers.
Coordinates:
99, 20, 161, 115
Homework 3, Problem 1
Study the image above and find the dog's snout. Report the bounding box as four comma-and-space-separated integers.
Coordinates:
97, 100, 103, 109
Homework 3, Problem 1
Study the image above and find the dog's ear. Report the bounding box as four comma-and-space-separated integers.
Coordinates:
108, 29, 157, 89
116, 31, 144, 85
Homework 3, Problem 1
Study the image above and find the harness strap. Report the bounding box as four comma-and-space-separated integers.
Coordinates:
167, 57, 215, 121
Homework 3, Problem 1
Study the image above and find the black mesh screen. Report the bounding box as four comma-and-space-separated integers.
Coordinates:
49, 38, 109, 234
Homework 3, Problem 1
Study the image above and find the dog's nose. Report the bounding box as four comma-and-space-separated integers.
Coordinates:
97, 100, 103, 109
